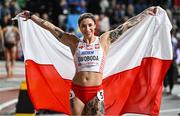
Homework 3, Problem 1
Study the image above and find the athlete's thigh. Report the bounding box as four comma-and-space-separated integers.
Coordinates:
82, 90, 105, 115
4, 48, 10, 61
70, 91, 85, 115
10, 46, 17, 60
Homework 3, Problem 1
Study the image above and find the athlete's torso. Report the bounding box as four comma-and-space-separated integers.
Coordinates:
4, 26, 17, 44
74, 36, 105, 73
73, 36, 106, 86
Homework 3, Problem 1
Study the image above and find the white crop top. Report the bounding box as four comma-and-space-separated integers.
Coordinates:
74, 36, 105, 73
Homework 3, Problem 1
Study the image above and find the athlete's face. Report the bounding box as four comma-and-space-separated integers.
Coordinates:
79, 18, 96, 39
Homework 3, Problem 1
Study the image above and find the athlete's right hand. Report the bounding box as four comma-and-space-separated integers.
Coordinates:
19, 10, 31, 21
144, 6, 157, 16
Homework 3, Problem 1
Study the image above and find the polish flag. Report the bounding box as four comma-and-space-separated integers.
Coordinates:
18, 7, 172, 115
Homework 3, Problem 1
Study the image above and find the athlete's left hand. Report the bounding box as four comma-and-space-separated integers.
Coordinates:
145, 6, 157, 16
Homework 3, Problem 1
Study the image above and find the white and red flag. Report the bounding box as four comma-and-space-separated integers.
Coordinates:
18, 7, 172, 115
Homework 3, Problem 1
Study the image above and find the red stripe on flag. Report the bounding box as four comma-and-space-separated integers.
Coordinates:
25, 60, 71, 114
103, 57, 171, 115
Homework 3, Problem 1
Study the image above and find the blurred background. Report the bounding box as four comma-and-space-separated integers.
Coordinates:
0, 0, 180, 115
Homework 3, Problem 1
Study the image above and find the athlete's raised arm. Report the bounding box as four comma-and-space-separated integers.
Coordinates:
19, 11, 79, 47
100, 6, 157, 45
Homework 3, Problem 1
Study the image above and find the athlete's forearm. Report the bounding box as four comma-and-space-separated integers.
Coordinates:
125, 10, 147, 29
30, 15, 65, 38
109, 9, 148, 43
109, 24, 125, 43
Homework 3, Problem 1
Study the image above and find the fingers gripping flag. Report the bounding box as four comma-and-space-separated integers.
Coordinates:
18, 7, 172, 115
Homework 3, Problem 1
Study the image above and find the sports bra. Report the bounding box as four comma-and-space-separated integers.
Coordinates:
74, 36, 105, 73
4, 26, 16, 43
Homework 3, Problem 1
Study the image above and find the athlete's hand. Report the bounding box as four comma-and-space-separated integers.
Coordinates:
19, 10, 32, 21
144, 6, 157, 16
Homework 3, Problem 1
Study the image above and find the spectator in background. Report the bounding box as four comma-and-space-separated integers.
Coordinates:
164, 29, 178, 94
59, 0, 69, 15
0, 26, 4, 60
113, 3, 126, 25
2, 13, 19, 77
176, 29, 180, 79
77, 0, 87, 14
176, 15, 180, 28
93, 14, 100, 36
58, 0, 68, 33
99, 13, 110, 34
133, 0, 148, 14
126, 4, 135, 17
42, 13, 50, 21
0, 2, 4, 23
100, 0, 109, 13
9, 0, 21, 18
1, 1, 11, 19
68, 0, 80, 14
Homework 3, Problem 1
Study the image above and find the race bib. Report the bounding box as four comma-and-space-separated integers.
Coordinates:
97, 90, 104, 101
70, 90, 75, 99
